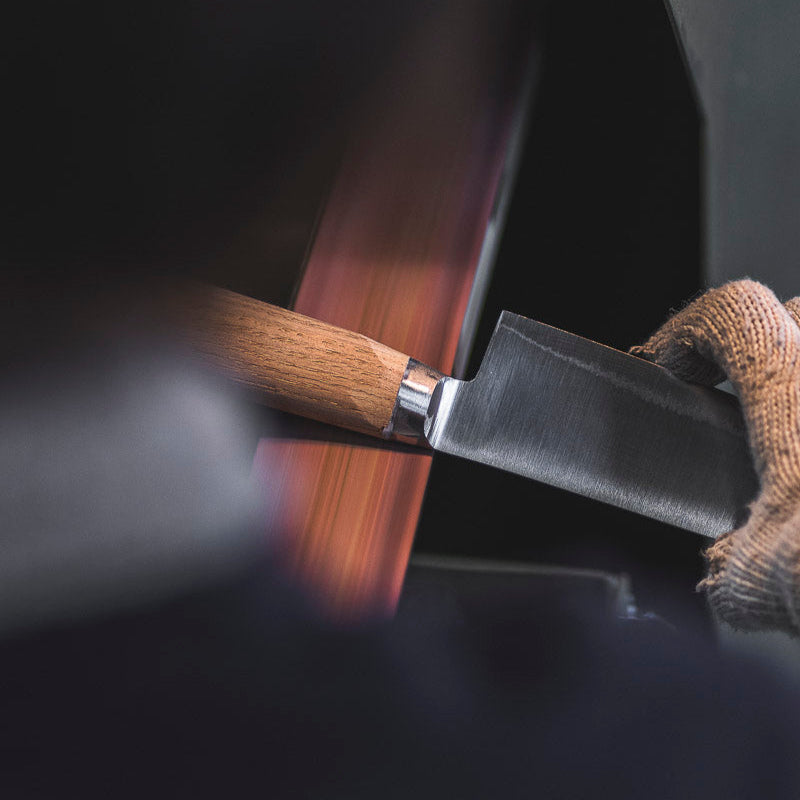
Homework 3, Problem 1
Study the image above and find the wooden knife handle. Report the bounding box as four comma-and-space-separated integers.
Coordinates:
173, 283, 415, 438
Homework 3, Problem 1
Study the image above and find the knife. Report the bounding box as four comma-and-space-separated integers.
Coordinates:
175, 283, 758, 538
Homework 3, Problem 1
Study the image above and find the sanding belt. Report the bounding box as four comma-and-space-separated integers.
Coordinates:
632, 280, 800, 635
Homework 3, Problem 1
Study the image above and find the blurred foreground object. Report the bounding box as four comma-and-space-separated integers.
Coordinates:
0, 322, 267, 635
633, 279, 800, 634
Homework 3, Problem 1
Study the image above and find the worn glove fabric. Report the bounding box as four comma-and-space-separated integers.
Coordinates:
631, 280, 800, 635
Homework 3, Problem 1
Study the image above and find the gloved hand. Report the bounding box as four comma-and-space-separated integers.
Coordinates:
631, 280, 800, 635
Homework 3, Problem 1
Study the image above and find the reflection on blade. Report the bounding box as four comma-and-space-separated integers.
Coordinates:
426, 312, 758, 538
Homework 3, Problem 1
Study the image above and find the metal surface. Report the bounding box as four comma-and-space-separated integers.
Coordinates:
425, 311, 758, 538
384, 359, 444, 443
451, 47, 540, 378
665, 0, 800, 298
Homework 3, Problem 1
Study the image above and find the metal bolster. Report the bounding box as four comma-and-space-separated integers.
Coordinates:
383, 358, 444, 444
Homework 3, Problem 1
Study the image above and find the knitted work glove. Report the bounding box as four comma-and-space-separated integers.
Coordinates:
631, 280, 800, 635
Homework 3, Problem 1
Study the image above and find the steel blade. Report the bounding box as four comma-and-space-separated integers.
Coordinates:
425, 311, 758, 537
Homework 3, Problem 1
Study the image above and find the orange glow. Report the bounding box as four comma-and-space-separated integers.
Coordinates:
252, 0, 528, 621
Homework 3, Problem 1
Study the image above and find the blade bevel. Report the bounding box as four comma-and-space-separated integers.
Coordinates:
425, 311, 758, 537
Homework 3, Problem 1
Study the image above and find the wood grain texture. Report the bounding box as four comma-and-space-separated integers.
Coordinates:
252, 0, 533, 620
174, 284, 410, 437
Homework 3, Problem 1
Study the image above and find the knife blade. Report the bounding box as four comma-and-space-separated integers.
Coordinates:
176, 284, 758, 538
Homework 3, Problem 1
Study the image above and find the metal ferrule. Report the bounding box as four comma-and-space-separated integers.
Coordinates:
383, 358, 444, 444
